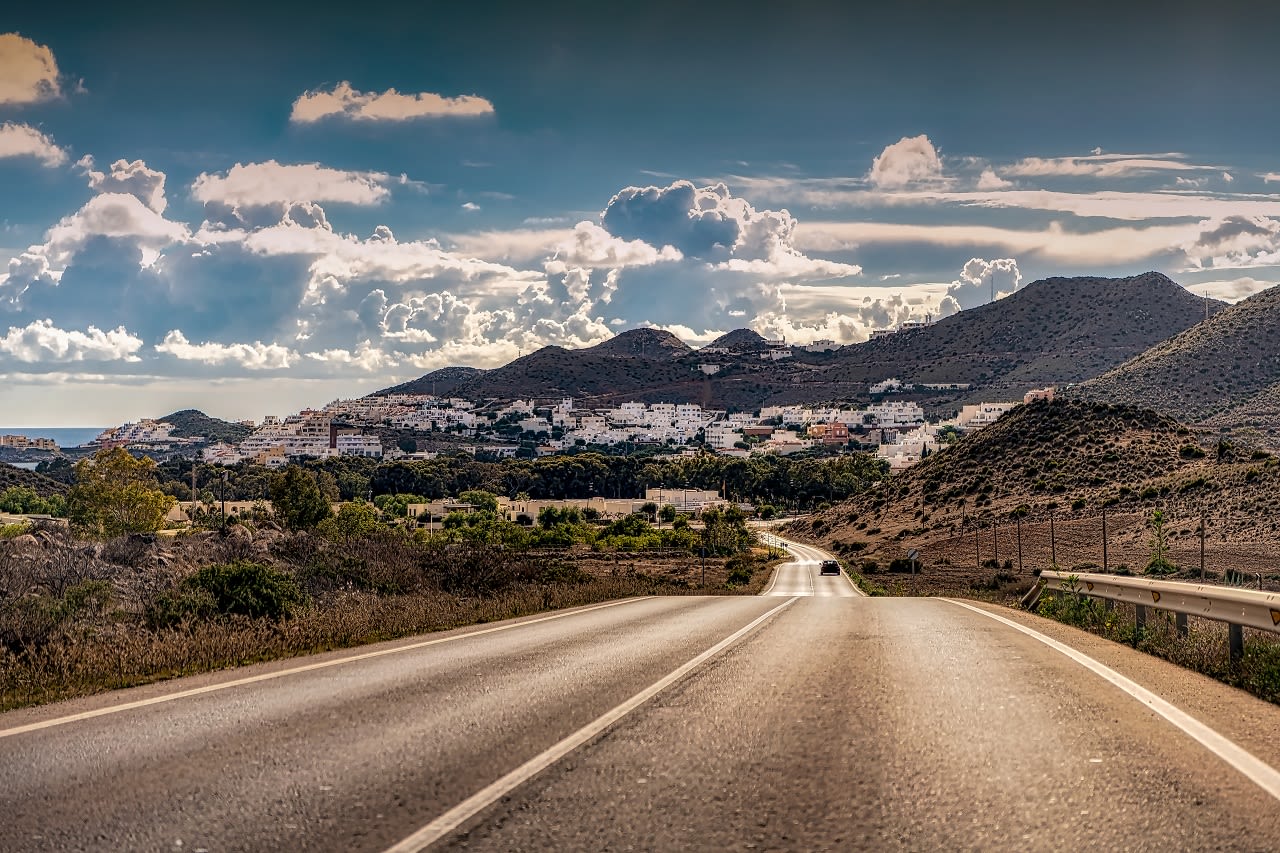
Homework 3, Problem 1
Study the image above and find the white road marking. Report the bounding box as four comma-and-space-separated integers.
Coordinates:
944, 599, 1280, 803
0, 597, 650, 740
764, 535, 865, 598
383, 596, 800, 852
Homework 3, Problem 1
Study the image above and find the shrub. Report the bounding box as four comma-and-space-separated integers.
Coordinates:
150, 560, 302, 626
1178, 444, 1207, 459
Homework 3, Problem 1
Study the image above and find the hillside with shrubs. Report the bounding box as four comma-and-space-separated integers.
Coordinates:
788, 399, 1280, 592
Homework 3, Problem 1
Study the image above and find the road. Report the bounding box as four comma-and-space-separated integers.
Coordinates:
2, 539, 1280, 851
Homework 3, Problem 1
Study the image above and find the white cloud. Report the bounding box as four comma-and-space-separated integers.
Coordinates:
0, 122, 67, 167
305, 342, 395, 371
548, 221, 681, 270
601, 180, 859, 279
0, 33, 61, 105
79, 156, 168, 213
975, 168, 1012, 190
156, 330, 294, 370
939, 258, 1023, 314
0, 319, 142, 362
795, 219, 1195, 266
867, 135, 943, 189
1183, 216, 1280, 270
290, 81, 494, 123
461, 201, 481, 212
1002, 152, 1215, 179
1222, 171, 1234, 183
1264, 173, 1280, 184
191, 160, 391, 210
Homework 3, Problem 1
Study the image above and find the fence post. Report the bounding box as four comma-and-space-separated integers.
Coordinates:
1176, 612, 1188, 638
975, 529, 980, 569
1101, 506, 1108, 573
1016, 517, 1023, 573
993, 524, 999, 569
1200, 510, 1206, 581
1134, 603, 1146, 644
1229, 624, 1244, 663
1050, 512, 1056, 568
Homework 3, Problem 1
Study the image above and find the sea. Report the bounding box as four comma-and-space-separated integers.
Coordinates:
0, 427, 105, 449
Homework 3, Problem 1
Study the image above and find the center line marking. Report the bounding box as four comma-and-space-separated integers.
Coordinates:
383, 596, 800, 852
944, 598, 1280, 803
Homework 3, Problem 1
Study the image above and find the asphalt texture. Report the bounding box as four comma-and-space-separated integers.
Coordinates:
3, 541, 1279, 852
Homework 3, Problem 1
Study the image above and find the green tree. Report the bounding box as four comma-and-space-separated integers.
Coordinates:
318, 500, 384, 544
659, 504, 678, 525
270, 466, 333, 530
458, 489, 499, 513
67, 448, 175, 537
1145, 509, 1176, 575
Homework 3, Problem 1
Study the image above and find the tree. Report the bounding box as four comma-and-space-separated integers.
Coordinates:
270, 466, 333, 530
318, 500, 383, 544
1145, 509, 1177, 575
641, 501, 659, 523
458, 489, 499, 514
659, 504, 678, 525
67, 448, 175, 537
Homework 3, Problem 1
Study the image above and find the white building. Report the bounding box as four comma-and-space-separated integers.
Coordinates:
958, 402, 1021, 430
336, 435, 384, 457
869, 378, 904, 395
865, 401, 925, 428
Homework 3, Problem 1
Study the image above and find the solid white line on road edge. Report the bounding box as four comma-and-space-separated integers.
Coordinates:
383, 596, 800, 853
0, 597, 650, 741
767, 534, 865, 597
943, 599, 1280, 804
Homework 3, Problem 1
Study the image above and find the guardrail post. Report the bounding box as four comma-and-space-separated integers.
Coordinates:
1175, 612, 1188, 638
1134, 604, 1146, 644
1229, 623, 1244, 663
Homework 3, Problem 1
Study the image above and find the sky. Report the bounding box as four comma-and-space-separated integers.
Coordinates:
2, 0, 1280, 425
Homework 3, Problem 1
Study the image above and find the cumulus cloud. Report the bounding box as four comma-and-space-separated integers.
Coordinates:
976, 168, 1012, 190
601, 180, 859, 279
290, 81, 494, 123
156, 330, 294, 370
1185, 277, 1275, 303
79, 156, 168, 213
1183, 216, 1280, 269
938, 258, 1022, 315
0, 319, 142, 362
867, 135, 943, 189
0, 33, 61, 105
0, 122, 67, 166
191, 160, 391, 214
548, 221, 681, 270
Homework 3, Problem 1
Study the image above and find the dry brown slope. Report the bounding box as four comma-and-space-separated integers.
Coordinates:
787, 399, 1280, 582
1075, 284, 1280, 426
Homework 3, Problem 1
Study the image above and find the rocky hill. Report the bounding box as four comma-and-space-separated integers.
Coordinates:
705, 329, 768, 352
374, 272, 1222, 411
158, 410, 253, 444
1073, 284, 1280, 435
786, 399, 1280, 592
588, 328, 690, 360
374, 366, 486, 397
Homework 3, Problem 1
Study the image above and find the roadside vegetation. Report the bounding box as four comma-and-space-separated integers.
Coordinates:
0, 451, 783, 712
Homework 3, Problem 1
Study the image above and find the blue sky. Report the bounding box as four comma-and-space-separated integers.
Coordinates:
2, 1, 1279, 424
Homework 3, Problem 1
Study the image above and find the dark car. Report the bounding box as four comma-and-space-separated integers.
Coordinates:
819, 560, 841, 576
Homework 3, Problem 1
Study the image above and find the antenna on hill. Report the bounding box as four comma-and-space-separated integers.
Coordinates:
1204, 291, 1209, 322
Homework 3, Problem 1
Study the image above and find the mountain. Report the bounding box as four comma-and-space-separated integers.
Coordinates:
158, 410, 253, 444
0, 462, 70, 498
1074, 284, 1280, 431
372, 273, 1222, 411
374, 366, 486, 397
587, 328, 691, 360
802, 271, 1224, 395
705, 329, 768, 352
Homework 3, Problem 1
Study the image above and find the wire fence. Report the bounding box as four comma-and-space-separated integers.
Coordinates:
899, 507, 1279, 592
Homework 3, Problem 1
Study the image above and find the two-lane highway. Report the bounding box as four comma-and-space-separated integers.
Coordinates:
3, 536, 1280, 851
760, 531, 862, 597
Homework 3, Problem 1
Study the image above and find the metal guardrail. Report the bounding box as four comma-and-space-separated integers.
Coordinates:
1037, 570, 1280, 661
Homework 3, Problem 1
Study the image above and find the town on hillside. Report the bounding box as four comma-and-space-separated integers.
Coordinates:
44, 384, 1057, 475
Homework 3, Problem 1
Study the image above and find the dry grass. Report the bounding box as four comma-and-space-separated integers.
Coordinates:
0, 528, 779, 712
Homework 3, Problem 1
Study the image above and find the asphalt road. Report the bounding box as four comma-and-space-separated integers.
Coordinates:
2, 541, 1279, 851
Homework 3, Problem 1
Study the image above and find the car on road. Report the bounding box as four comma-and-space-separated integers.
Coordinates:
819, 559, 841, 575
